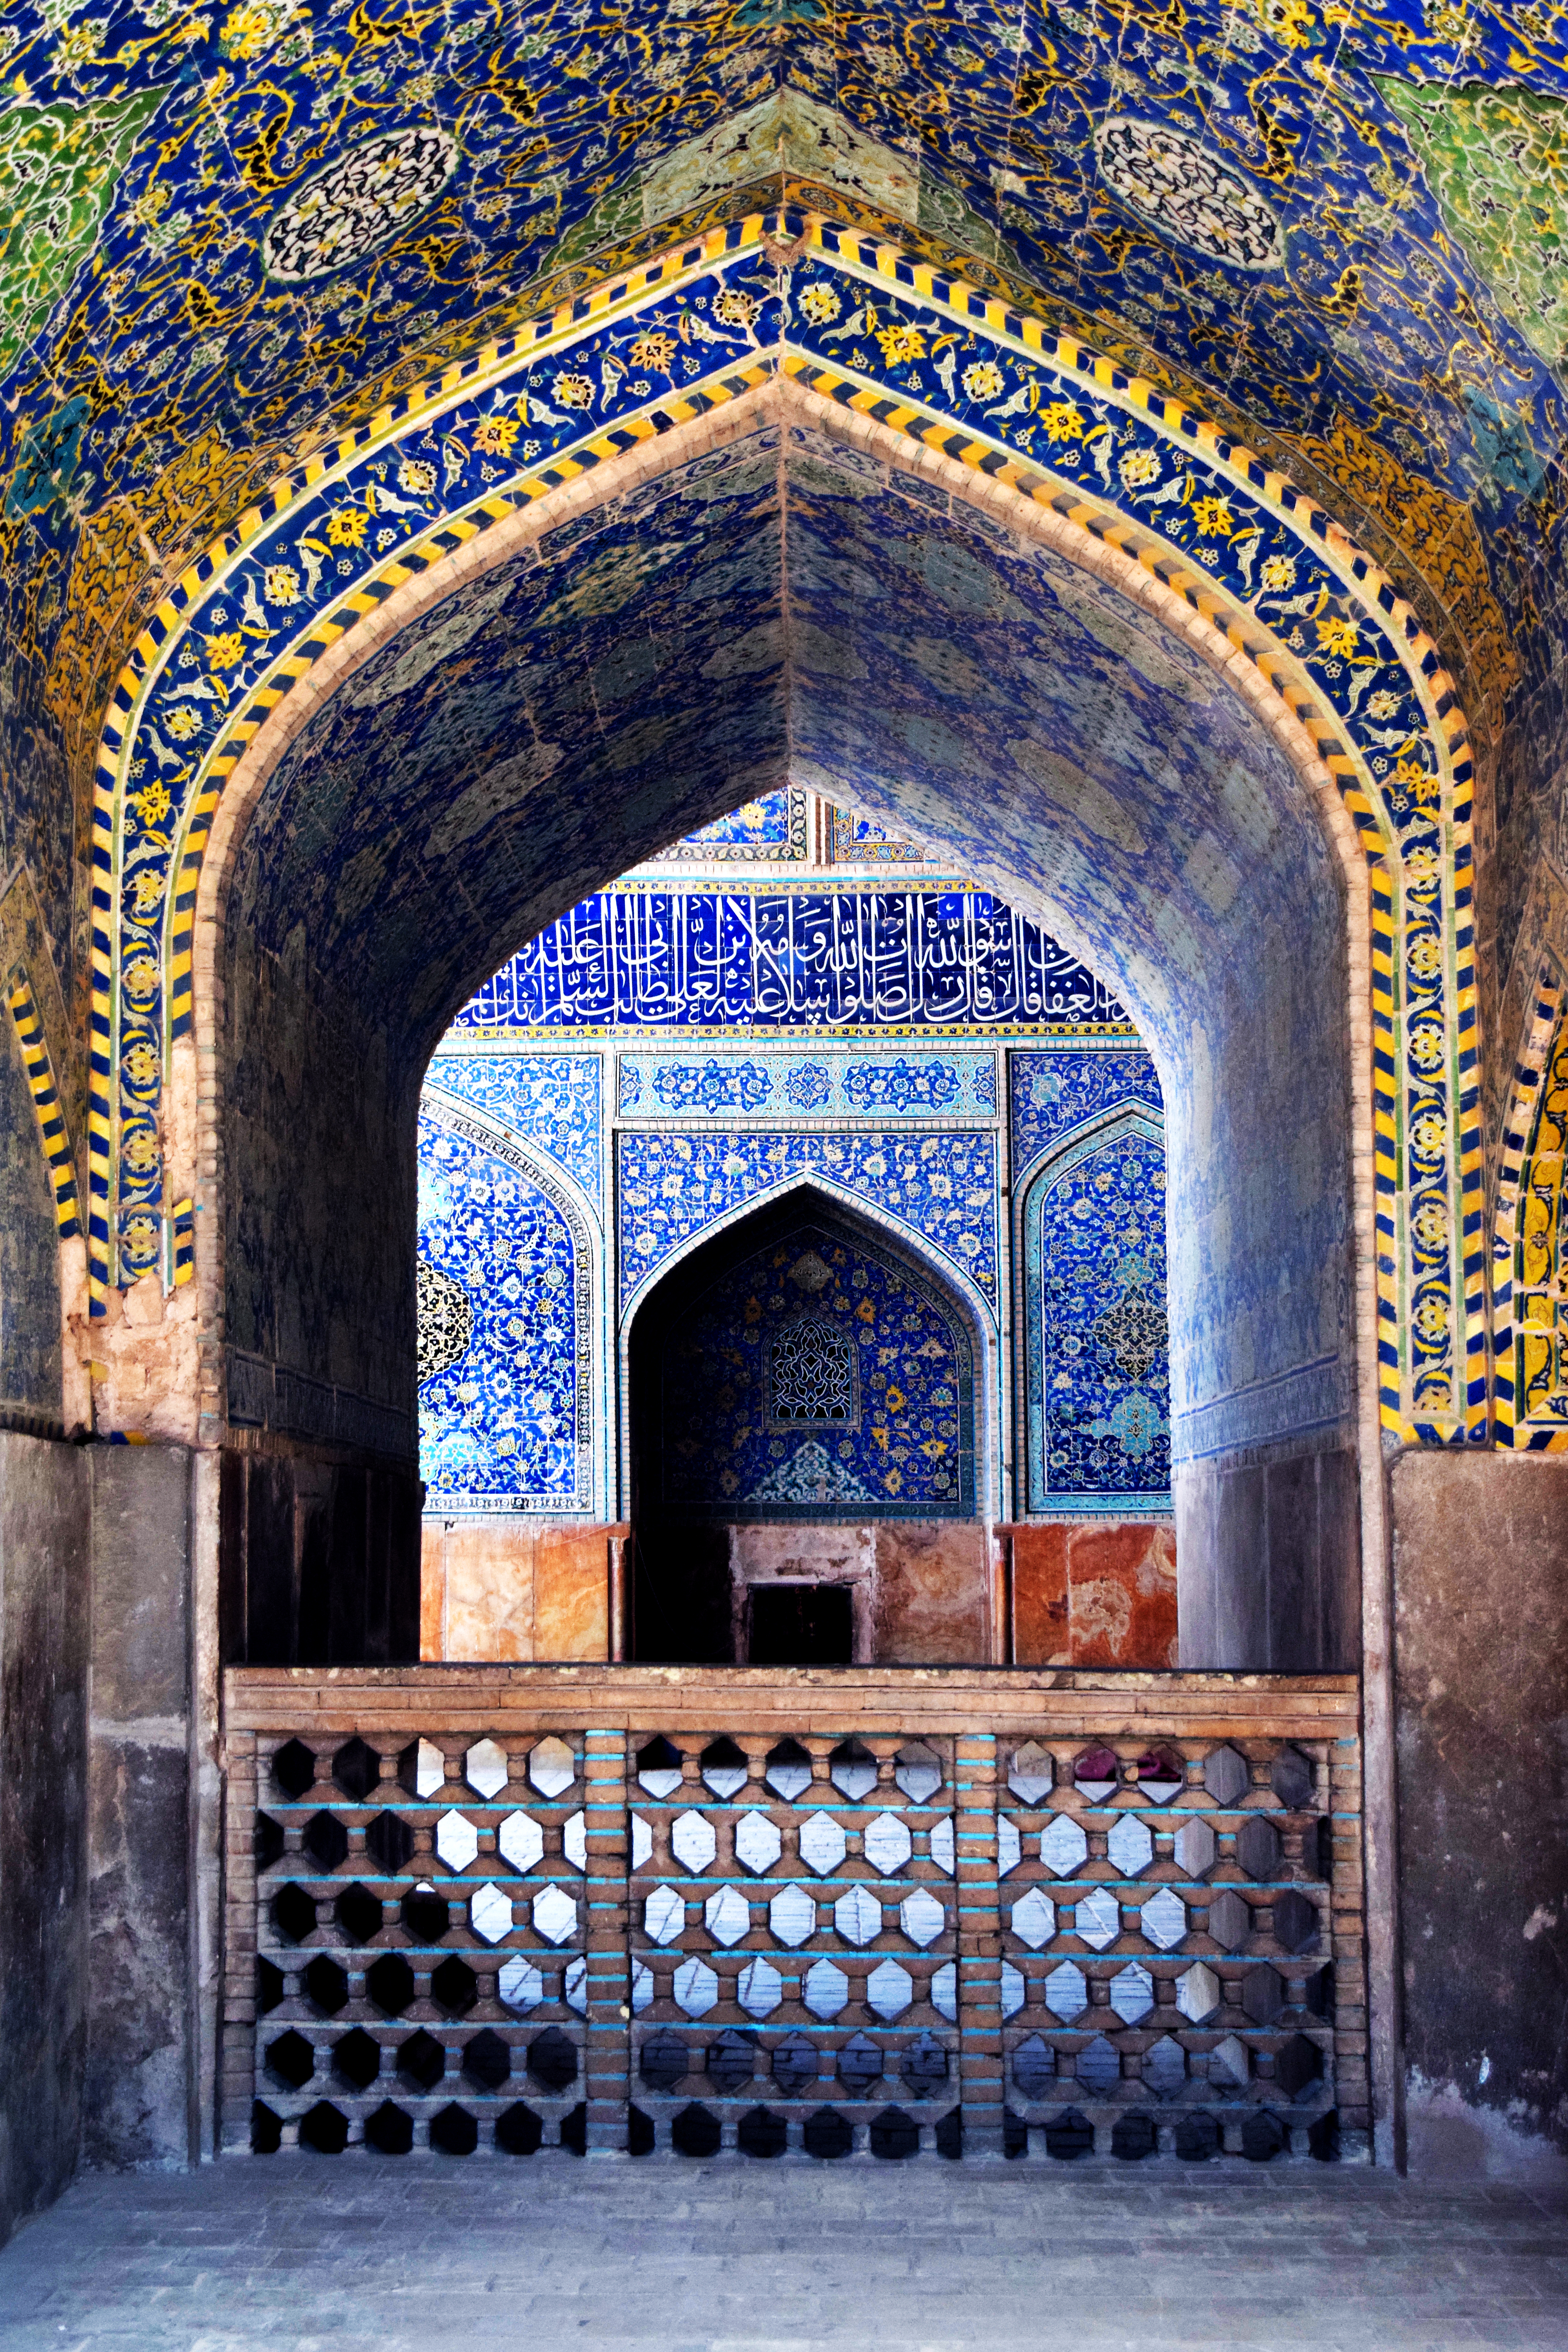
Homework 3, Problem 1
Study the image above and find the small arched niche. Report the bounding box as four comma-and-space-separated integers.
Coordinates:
626, 1187, 985, 1666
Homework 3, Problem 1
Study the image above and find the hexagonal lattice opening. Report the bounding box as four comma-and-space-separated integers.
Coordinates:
707, 2030, 758, 2094
265, 2029, 314, 2090
497, 2102, 544, 2155
255, 1813, 285, 1871
1010, 1887, 1057, 1949
704, 1886, 751, 1947
1273, 1888, 1319, 1955
900, 2031, 948, 2099
364, 1810, 414, 1875
804, 2105, 853, 2159
864, 1811, 912, 1875
1040, 1816, 1089, 1878
737, 2104, 787, 2158
1209, 2033, 1250, 2088
532, 1885, 578, 1946
1206, 1889, 1252, 1951
396, 2029, 447, 2092
1043, 1961, 1089, 2021
1112, 2110, 1158, 2160
1136, 1749, 1185, 1801
465, 1738, 509, 1800
637, 1735, 684, 1798
799, 1811, 847, 1876
834, 1885, 882, 1947
1073, 1888, 1120, 1949
299, 2101, 348, 2155
737, 1958, 783, 2018
829, 1738, 878, 1800
734, 1811, 782, 1875
671, 2101, 721, 2157
366, 1953, 416, 2017
1141, 1887, 1189, 1951
1076, 2034, 1122, 2096
671, 1809, 717, 1874
1241, 2108, 1288, 2162
837, 2031, 882, 2096
1237, 1815, 1281, 1880
1008, 1741, 1054, 1804
869, 2105, 919, 2159
1108, 1962, 1154, 2024
673, 1957, 719, 2017
433, 1809, 479, 1874
1270, 1747, 1314, 1811
272, 1740, 316, 1800
1012, 2033, 1055, 2100
766, 2042, 818, 2098
528, 1737, 576, 1799
1203, 1745, 1250, 1807
802, 1959, 849, 2020
430, 1956, 478, 2017
398, 1738, 446, 1800
1242, 1964, 1285, 2027
257, 1956, 285, 2014
1074, 1746, 1120, 1798
364, 2100, 413, 2155
1105, 1813, 1153, 1878
498, 1956, 544, 2014
560, 2102, 588, 2155
430, 2102, 478, 2156
764, 1739, 813, 1801
1175, 2110, 1219, 2160
251, 2101, 282, 2155
1175, 1962, 1221, 2024
470, 1885, 515, 1945
1142, 2036, 1187, 2098
401, 1887, 450, 1942
701, 1737, 748, 1798
867, 1960, 913, 2020
462, 2028, 511, 2091
1275, 2033, 1323, 2099
900, 1889, 945, 1948
526, 2025, 578, 2093
271, 1884, 316, 1944
331, 2028, 382, 2091
335, 1884, 382, 1945
303, 1811, 349, 1872
333, 1737, 379, 1801
894, 1742, 941, 1803
303, 1955, 348, 2016
1044, 2107, 1094, 2160
1172, 1817, 1218, 1879
639, 2029, 688, 2092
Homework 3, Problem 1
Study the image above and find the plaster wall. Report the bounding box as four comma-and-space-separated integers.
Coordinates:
221, 924, 417, 1462
1178, 1434, 1362, 1672
1390, 1448, 1568, 2174
0, 1432, 88, 2248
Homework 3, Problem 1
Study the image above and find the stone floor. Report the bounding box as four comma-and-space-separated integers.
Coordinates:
0, 2157, 1565, 2352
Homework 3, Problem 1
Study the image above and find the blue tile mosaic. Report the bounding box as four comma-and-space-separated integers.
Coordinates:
648, 1211, 976, 1520
424, 1055, 602, 1213
659, 788, 808, 860
417, 1109, 592, 1514
1010, 1051, 1166, 1182
1024, 1116, 1171, 1512
617, 1128, 998, 1316
453, 889, 1124, 1033
616, 1048, 998, 1122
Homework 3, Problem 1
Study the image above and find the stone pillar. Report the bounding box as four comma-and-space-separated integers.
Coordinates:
0, 1432, 89, 2247
954, 1730, 1002, 2156
582, 1722, 630, 2152
1390, 1448, 1568, 2175
86, 1442, 196, 2169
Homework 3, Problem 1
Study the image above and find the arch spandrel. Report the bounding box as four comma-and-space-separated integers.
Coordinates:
91, 211, 1477, 1448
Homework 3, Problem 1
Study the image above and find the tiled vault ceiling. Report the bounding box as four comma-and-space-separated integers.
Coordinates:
234, 426, 1333, 1069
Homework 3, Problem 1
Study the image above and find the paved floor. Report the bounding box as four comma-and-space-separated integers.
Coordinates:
0, 2157, 1565, 2352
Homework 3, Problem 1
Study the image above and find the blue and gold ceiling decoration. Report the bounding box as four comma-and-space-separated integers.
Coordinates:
0, 0, 1559, 1445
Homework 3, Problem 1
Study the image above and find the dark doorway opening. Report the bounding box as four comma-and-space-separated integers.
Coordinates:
749, 1584, 854, 1666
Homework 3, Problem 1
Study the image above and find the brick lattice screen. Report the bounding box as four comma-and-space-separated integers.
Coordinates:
222, 1667, 1365, 2161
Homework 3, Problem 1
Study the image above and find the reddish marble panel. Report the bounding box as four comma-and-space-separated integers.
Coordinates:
1067, 1524, 1178, 1667
1011, 1526, 1070, 1666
